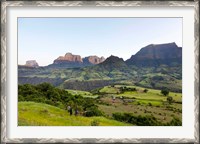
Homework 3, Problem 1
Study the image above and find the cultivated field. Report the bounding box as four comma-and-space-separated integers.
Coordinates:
95, 85, 182, 124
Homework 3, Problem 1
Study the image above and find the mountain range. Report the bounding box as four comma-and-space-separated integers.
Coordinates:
20, 53, 105, 68
18, 42, 182, 92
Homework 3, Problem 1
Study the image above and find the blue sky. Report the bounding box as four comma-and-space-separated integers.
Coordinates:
18, 18, 182, 66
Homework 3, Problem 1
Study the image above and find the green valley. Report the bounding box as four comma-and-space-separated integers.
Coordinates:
18, 42, 182, 126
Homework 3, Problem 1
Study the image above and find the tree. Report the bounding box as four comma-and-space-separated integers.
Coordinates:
143, 89, 148, 93
161, 89, 169, 96
167, 96, 173, 104
37, 82, 53, 92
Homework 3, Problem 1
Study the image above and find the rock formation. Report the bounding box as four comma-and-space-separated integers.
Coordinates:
83, 56, 105, 65
25, 60, 39, 68
51, 53, 105, 68
54, 53, 83, 64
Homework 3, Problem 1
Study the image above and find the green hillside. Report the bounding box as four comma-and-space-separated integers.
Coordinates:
65, 89, 98, 98
18, 65, 182, 92
18, 102, 131, 126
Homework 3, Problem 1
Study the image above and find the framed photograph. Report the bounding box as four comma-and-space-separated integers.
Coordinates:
1, 0, 199, 143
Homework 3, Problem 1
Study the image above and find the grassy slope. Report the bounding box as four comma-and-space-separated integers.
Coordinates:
65, 89, 98, 98
114, 85, 182, 102
18, 102, 131, 126
136, 73, 182, 92
97, 85, 182, 123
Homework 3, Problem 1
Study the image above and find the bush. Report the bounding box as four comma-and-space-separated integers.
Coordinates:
37, 82, 53, 92
167, 96, 173, 104
119, 87, 137, 93
55, 101, 65, 109
18, 95, 24, 101
40, 109, 48, 114
85, 106, 104, 117
112, 112, 160, 126
112, 112, 182, 126
91, 120, 100, 126
143, 89, 148, 93
166, 117, 182, 126
161, 89, 169, 96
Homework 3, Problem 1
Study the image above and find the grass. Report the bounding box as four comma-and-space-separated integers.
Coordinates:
98, 99, 181, 123
137, 77, 182, 93
96, 84, 182, 124
18, 102, 131, 126
114, 85, 182, 102
65, 89, 98, 98
99, 86, 120, 94
133, 99, 163, 106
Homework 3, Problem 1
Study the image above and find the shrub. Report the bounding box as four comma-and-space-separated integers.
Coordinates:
119, 87, 137, 93
55, 101, 65, 109
85, 106, 104, 117
166, 117, 182, 126
91, 120, 100, 126
18, 95, 24, 101
112, 112, 160, 126
37, 83, 53, 92
40, 109, 48, 114
167, 96, 173, 104
143, 89, 148, 93
161, 89, 169, 96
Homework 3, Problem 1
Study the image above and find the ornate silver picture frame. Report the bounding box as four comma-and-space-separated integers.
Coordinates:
1, 1, 199, 143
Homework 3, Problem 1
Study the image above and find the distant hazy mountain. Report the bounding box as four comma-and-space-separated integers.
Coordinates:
18, 42, 182, 92
126, 42, 182, 67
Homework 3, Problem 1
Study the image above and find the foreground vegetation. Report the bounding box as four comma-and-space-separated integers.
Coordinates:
18, 83, 182, 126
18, 83, 103, 117
18, 102, 130, 126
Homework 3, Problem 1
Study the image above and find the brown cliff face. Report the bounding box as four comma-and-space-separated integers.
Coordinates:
51, 53, 105, 68
25, 60, 39, 68
54, 53, 83, 64
83, 56, 105, 65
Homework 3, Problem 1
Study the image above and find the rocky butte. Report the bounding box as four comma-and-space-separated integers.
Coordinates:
83, 56, 105, 65
52, 53, 105, 68
54, 53, 83, 64
25, 60, 39, 68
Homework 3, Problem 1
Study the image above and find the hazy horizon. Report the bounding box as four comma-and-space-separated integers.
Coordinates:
18, 18, 182, 66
